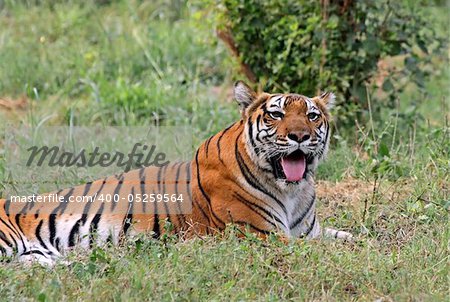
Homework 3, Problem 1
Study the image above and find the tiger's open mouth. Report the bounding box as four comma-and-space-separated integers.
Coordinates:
270, 150, 309, 183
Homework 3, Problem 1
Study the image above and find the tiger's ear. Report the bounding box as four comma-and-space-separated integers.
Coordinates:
318, 91, 336, 110
234, 81, 257, 113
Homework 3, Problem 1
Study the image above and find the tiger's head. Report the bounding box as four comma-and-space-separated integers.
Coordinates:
234, 81, 335, 185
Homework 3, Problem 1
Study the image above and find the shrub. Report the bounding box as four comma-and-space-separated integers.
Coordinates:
198, 0, 446, 128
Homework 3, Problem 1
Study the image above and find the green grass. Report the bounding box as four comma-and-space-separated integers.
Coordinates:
0, 1, 449, 301
0, 226, 447, 301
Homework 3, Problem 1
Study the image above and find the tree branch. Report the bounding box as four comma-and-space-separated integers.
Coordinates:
217, 28, 257, 83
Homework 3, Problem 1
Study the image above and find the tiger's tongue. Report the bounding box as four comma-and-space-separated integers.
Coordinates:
281, 154, 306, 182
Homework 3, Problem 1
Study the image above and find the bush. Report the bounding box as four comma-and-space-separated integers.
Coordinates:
198, 0, 446, 128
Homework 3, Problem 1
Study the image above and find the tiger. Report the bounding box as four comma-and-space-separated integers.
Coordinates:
0, 81, 352, 265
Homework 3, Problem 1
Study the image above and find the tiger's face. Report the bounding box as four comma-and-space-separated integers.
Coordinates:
234, 81, 335, 184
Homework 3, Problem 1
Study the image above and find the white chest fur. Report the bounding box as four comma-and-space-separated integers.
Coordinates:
274, 178, 319, 238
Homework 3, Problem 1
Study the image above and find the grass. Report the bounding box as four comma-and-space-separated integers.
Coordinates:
0, 0, 449, 301
0, 227, 447, 301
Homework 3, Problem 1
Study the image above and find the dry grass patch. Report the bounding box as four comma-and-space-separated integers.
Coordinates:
0, 96, 28, 111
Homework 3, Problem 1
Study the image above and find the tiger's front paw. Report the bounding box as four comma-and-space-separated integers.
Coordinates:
19, 253, 56, 267
323, 228, 354, 242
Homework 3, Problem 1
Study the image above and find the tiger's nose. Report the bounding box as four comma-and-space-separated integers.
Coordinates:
287, 131, 310, 143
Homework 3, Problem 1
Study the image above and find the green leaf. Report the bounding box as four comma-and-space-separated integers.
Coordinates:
327, 15, 339, 29
37, 293, 47, 302
405, 57, 417, 71
382, 78, 395, 92
379, 143, 390, 157
417, 40, 429, 54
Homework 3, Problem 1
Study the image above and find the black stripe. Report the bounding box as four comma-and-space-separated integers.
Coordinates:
4, 202, 28, 251
4, 199, 10, 214
194, 149, 224, 227
255, 115, 262, 132
35, 220, 51, 251
67, 179, 97, 247
186, 161, 209, 233
82, 177, 108, 223
55, 238, 61, 252
217, 123, 235, 164
139, 168, 147, 213
289, 193, 315, 230
204, 136, 213, 158
246, 118, 257, 148
10, 215, 27, 252
323, 122, 330, 152
233, 192, 283, 229
25, 198, 36, 210
233, 162, 282, 218
12, 199, 37, 251
82, 181, 94, 196
122, 187, 134, 236
75, 180, 95, 226
185, 162, 194, 203
20, 249, 47, 256
270, 96, 283, 107
303, 215, 316, 238
174, 162, 183, 210
152, 190, 160, 239
160, 163, 175, 231
0, 217, 19, 250
233, 221, 271, 235
110, 173, 124, 211
106, 234, 113, 245
174, 162, 185, 229
156, 166, 163, 192
89, 203, 105, 247
234, 134, 286, 214
49, 188, 74, 246
68, 218, 82, 248
152, 217, 160, 239
317, 121, 324, 133
0, 230, 13, 248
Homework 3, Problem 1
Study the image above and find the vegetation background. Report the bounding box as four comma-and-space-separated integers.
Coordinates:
0, 0, 448, 300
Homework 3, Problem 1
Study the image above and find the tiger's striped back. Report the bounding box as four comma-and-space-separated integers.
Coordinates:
0, 162, 196, 262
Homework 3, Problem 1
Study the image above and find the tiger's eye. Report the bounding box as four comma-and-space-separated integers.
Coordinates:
307, 112, 320, 121
268, 111, 284, 119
